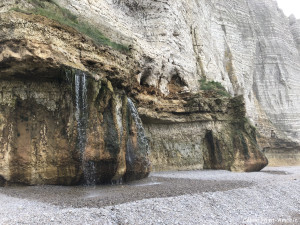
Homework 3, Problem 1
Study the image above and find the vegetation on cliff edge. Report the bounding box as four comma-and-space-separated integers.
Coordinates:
199, 78, 230, 97
11, 0, 129, 52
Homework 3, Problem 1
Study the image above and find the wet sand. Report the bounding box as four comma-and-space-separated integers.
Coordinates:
0, 176, 252, 208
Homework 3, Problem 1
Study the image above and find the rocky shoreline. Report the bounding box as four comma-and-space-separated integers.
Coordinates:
0, 166, 299, 224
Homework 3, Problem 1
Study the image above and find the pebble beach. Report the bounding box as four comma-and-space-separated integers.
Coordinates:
0, 166, 299, 225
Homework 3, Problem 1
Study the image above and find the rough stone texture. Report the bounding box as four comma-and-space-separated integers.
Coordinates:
0, 72, 150, 185
0, 10, 150, 185
139, 94, 267, 172
290, 15, 300, 53
4, 0, 300, 181
53, 0, 300, 144
0, 78, 78, 185
262, 139, 300, 166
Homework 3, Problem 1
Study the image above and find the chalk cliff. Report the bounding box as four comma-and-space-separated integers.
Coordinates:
56, 0, 300, 168
0, 0, 299, 184
55, 0, 300, 142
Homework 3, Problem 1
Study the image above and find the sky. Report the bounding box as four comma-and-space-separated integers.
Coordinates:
276, 0, 300, 18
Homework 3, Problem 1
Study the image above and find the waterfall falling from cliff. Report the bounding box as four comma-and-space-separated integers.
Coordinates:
75, 72, 87, 153
127, 98, 149, 158
75, 71, 95, 185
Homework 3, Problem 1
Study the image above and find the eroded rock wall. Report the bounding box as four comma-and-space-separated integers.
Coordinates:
0, 78, 77, 185
1, 0, 298, 181
138, 95, 267, 172
0, 9, 150, 185
262, 139, 300, 167
0, 72, 150, 185
54, 0, 300, 143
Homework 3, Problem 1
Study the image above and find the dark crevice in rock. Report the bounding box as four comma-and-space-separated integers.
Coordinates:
0, 175, 6, 187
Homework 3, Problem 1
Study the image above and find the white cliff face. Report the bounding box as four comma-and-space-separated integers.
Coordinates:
57, 0, 300, 142
290, 16, 300, 53
248, 0, 300, 141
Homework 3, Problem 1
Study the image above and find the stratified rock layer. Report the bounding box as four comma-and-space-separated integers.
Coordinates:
54, 0, 300, 143
138, 94, 267, 172
0, 71, 150, 185
0, 11, 150, 185
51, 0, 300, 166
5, 0, 299, 183
262, 139, 300, 167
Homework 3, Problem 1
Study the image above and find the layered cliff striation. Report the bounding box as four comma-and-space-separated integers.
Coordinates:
53, 0, 300, 166
0, 4, 150, 185
51, 0, 300, 142
1, 0, 300, 184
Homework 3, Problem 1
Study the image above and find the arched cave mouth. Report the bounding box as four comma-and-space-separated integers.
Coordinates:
140, 67, 152, 86
168, 73, 188, 94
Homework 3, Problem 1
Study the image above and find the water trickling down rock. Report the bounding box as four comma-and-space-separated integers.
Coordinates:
127, 98, 149, 160
123, 98, 151, 182
75, 71, 96, 185
5, 0, 299, 185
0, 66, 151, 185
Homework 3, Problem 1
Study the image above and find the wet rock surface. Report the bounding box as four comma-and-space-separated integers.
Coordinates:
0, 5, 267, 184
0, 8, 149, 185
0, 176, 6, 187
4, 0, 300, 184
0, 73, 150, 185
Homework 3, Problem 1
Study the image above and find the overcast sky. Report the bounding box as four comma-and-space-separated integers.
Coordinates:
276, 0, 300, 18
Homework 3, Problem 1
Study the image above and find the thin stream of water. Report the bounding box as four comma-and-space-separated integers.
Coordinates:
127, 98, 149, 154
75, 71, 96, 185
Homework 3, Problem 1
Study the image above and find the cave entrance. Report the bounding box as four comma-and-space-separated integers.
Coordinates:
168, 74, 187, 94
203, 130, 223, 170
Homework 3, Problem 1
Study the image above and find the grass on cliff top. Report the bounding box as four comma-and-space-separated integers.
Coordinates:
11, 0, 129, 52
199, 78, 230, 97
